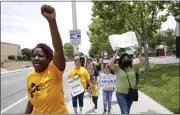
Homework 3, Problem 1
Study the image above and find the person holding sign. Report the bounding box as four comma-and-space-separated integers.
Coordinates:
109, 48, 144, 114
68, 59, 92, 114
102, 64, 114, 114
25, 5, 68, 114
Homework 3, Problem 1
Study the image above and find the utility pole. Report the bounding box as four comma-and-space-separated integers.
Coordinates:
71, 1, 79, 59
176, 21, 180, 58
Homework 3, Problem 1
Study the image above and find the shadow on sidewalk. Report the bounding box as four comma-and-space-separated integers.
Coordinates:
111, 100, 118, 105
139, 109, 161, 114
85, 107, 94, 114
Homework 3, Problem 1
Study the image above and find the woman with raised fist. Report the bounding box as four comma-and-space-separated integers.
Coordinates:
25, 5, 68, 114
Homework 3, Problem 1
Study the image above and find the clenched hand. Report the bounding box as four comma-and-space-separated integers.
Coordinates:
41, 5, 56, 21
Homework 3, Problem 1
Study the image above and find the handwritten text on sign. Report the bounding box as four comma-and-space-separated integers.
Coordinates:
109, 31, 138, 51
98, 73, 116, 88
68, 75, 84, 97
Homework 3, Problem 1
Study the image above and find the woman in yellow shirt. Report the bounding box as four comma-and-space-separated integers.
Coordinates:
24, 5, 68, 114
68, 59, 92, 114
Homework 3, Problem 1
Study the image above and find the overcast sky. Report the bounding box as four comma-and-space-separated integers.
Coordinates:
1, 2, 176, 54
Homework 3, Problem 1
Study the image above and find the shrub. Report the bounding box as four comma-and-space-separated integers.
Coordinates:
22, 55, 27, 60
17, 55, 23, 61
8, 55, 16, 61
172, 49, 176, 54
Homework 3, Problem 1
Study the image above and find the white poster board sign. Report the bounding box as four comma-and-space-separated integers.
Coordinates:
68, 75, 84, 97
103, 60, 110, 64
109, 31, 139, 51
98, 73, 116, 88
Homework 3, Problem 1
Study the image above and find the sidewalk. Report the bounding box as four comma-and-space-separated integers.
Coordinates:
1, 67, 33, 75
67, 89, 173, 114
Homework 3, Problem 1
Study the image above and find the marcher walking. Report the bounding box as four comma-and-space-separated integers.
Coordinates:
91, 77, 99, 113
25, 5, 68, 114
85, 58, 95, 82
109, 48, 144, 114
68, 58, 92, 114
102, 64, 114, 114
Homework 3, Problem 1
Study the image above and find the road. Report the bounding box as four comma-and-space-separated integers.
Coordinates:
1, 62, 74, 114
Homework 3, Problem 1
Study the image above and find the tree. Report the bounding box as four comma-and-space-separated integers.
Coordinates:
22, 55, 27, 60
89, 1, 169, 74
167, 1, 180, 23
87, 14, 114, 58
21, 48, 31, 60
64, 43, 74, 60
156, 29, 176, 51
17, 55, 23, 61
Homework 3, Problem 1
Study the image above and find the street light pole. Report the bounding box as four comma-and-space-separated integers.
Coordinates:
71, 1, 79, 59
176, 21, 180, 58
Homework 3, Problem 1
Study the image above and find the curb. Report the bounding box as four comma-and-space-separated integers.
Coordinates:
1, 67, 33, 75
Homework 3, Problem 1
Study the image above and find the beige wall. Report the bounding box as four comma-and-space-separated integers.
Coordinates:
1, 61, 32, 70
1, 42, 21, 62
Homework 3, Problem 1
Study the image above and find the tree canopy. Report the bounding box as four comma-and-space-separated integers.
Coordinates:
88, 1, 173, 73
64, 43, 74, 60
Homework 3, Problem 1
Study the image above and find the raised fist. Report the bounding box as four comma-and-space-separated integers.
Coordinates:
41, 5, 56, 21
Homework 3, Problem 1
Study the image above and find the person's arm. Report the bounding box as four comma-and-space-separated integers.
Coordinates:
87, 80, 92, 93
109, 49, 122, 71
25, 100, 33, 114
68, 69, 73, 79
41, 5, 65, 71
134, 50, 145, 68
84, 59, 87, 68
84, 68, 92, 93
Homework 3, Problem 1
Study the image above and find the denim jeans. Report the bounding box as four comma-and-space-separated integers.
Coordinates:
92, 96, 98, 109
116, 92, 133, 114
72, 92, 84, 108
103, 90, 113, 112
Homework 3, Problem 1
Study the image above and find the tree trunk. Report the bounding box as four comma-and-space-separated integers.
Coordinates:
102, 50, 104, 60
143, 35, 151, 74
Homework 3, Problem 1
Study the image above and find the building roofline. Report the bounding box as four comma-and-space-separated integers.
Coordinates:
1, 42, 20, 46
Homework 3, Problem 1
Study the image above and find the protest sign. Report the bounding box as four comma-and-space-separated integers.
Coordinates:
109, 31, 139, 51
103, 60, 109, 64
98, 73, 116, 88
68, 75, 84, 97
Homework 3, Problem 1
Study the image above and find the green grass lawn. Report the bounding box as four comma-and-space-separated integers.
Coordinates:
137, 64, 179, 114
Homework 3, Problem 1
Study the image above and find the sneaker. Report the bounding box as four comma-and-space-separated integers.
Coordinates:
74, 112, 78, 114
94, 109, 97, 113
79, 111, 83, 114
108, 111, 111, 114
102, 110, 106, 114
